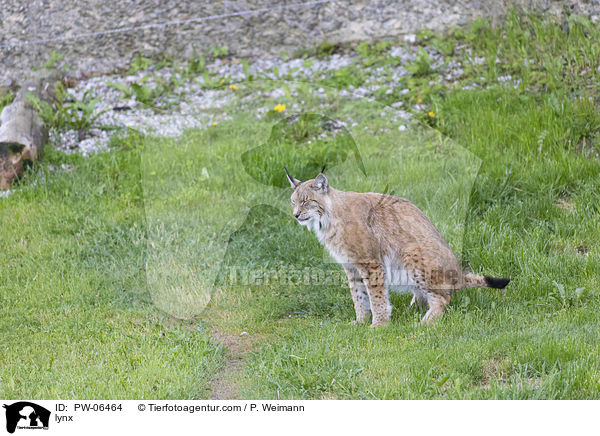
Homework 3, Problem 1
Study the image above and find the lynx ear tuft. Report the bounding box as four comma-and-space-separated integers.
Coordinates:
314, 173, 328, 193
284, 166, 301, 189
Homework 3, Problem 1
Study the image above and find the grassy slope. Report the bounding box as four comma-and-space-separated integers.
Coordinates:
207, 13, 600, 399
1, 11, 599, 399
225, 87, 600, 399
204, 94, 600, 399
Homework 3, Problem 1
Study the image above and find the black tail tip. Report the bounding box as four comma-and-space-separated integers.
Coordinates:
484, 276, 510, 289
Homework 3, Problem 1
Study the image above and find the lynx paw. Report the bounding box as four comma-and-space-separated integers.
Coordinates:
370, 320, 389, 328
350, 319, 368, 325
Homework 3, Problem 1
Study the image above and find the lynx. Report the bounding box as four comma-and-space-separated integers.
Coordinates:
285, 168, 510, 326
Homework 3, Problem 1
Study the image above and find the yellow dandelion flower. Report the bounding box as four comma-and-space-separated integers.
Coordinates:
212, 121, 218, 126
428, 111, 435, 117
274, 104, 286, 112
417, 98, 422, 103
229, 84, 238, 90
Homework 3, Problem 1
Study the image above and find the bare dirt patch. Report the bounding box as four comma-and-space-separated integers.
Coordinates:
208, 330, 255, 400
555, 195, 575, 212
481, 358, 508, 389
481, 358, 543, 391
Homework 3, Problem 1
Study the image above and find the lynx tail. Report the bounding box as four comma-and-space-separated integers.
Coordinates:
464, 273, 510, 289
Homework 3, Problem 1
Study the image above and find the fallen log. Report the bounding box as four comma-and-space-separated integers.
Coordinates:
0, 69, 62, 189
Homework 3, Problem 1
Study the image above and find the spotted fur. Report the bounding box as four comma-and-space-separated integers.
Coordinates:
285, 170, 510, 326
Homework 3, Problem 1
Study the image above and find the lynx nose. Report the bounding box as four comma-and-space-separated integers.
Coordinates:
294, 212, 300, 219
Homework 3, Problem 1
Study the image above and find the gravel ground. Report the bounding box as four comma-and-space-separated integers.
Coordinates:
1, 0, 598, 86
51, 38, 524, 156
54, 49, 410, 154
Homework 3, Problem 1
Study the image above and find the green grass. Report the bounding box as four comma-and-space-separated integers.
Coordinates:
0, 141, 224, 399
1, 11, 599, 399
0, 91, 14, 112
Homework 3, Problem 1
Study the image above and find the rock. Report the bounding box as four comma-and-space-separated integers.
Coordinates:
0, 78, 14, 93
403, 34, 417, 44
0, 69, 62, 189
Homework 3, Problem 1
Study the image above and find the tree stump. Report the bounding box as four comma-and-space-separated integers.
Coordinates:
0, 69, 62, 190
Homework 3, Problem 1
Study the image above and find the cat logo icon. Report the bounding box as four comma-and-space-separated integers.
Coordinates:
3, 402, 50, 434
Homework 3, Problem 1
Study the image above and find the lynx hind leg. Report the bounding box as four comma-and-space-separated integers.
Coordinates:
399, 244, 430, 312
343, 265, 371, 324
355, 262, 391, 327
399, 243, 447, 323
421, 292, 450, 325
410, 290, 428, 312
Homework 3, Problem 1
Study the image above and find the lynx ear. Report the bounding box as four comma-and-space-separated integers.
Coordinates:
314, 173, 328, 193
284, 167, 301, 189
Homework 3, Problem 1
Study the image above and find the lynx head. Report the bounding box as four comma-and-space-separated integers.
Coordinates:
284, 167, 330, 233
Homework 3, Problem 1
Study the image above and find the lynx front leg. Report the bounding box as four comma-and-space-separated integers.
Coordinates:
355, 262, 391, 327
343, 265, 371, 324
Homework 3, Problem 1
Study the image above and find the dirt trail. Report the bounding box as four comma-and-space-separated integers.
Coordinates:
209, 330, 253, 400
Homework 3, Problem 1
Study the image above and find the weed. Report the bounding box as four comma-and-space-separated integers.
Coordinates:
26, 82, 105, 133
356, 41, 392, 59
129, 76, 156, 105
547, 281, 588, 310
431, 36, 456, 56
315, 41, 338, 58
210, 45, 229, 58
129, 55, 154, 74
407, 48, 433, 77
356, 41, 393, 67
319, 65, 366, 89
416, 28, 436, 43
183, 55, 206, 77
0, 91, 14, 112
42, 50, 64, 69
241, 58, 254, 82
108, 75, 172, 107
106, 81, 133, 99
30, 50, 70, 72
199, 71, 229, 90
